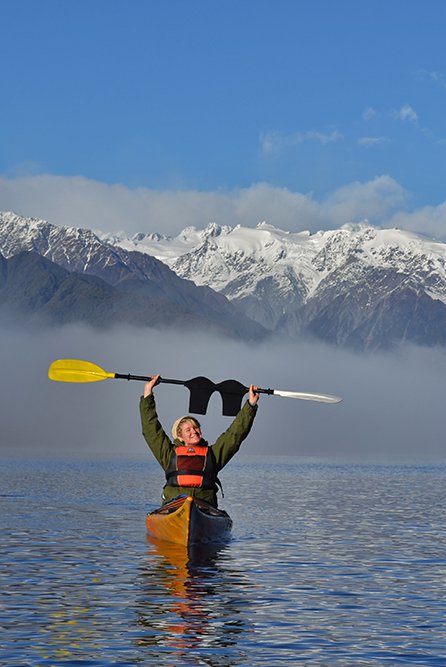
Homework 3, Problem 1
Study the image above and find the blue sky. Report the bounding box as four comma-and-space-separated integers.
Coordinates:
2, 0, 446, 237
3, 1, 446, 462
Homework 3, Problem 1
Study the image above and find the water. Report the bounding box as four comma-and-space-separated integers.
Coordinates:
1, 456, 446, 666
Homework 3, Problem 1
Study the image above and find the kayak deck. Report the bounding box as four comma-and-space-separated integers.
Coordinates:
146, 496, 232, 546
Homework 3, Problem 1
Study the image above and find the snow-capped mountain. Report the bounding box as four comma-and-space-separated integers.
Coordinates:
3, 210, 446, 349
101, 221, 446, 349
0, 212, 266, 340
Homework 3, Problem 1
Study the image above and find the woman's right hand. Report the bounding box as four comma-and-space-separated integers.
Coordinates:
144, 374, 161, 397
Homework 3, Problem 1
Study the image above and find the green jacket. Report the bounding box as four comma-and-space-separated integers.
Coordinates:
140, 393, 257, 506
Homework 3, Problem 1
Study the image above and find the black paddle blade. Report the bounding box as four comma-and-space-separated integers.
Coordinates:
215, 380, 248, 416
183, 376, 216, 414
179, 376, 249, 416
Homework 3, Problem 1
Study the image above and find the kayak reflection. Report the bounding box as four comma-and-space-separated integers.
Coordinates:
136, 537, 248, 663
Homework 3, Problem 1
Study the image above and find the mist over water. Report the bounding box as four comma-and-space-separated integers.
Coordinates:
3, 323, 446, 665
2, 323, 446, 462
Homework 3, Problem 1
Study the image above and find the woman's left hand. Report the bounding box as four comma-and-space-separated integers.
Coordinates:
248, 384, 260, 406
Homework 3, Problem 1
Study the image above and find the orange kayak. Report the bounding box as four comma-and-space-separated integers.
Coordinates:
146, 496, 232, 546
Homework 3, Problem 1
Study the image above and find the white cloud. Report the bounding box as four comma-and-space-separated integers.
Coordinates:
260, 129, 343, 155
362, 107, 377, 121
0, 174, 320, 234
232, 182, 323, 230
388, 202, 446, 240
3, 172, 446, 240
358, 136, 391, 147
392, 104, 419, 122
418, 69, 446, 90
259, 130, 283, 155
0, 173, 406, 236
321, 175, 408, 224
0, 174, 235, 237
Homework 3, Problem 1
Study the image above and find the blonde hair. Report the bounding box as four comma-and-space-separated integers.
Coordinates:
171, 415, 201, 441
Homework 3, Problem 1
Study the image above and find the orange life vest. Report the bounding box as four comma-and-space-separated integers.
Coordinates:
165, 444, 219, 490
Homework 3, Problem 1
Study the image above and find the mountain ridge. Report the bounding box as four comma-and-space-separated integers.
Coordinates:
3, 210, 446, 349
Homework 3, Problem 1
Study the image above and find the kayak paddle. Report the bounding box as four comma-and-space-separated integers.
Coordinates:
48, 359, 342, 415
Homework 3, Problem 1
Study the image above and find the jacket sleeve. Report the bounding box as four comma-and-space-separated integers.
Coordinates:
211, 399, 257, 470
139, 394, 173, 470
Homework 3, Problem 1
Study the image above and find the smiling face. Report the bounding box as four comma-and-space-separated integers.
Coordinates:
178, 419, 202, 446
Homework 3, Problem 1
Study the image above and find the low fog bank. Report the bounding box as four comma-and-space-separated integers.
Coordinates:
2, 323, 446, 464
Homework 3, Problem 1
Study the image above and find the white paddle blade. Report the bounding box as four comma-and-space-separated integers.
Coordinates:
273, 389, 342, 404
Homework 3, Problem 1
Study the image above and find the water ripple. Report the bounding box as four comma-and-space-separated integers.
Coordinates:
1, 458, 446, 665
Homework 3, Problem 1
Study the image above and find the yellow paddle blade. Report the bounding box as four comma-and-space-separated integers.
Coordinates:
48, 359, 115, 383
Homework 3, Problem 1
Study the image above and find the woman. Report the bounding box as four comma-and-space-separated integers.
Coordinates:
140, 374, 259, 507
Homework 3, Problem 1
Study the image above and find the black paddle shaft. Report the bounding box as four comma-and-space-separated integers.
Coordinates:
113, 373, 271, 416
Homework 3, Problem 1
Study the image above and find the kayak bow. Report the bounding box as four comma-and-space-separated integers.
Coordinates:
146, 496, 232, 546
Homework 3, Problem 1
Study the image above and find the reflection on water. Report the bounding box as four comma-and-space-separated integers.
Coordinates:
136, 538, 250, 665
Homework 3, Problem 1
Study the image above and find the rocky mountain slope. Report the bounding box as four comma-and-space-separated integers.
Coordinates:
0, 250, 243, 333
0, 212, 266, 340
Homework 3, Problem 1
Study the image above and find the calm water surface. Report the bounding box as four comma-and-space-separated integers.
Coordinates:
1, 457, 445, 666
